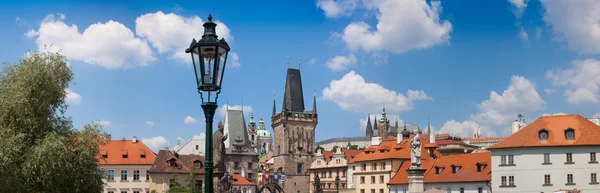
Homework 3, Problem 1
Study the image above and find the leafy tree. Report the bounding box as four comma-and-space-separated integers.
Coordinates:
348, 145, 359, 150
167, 172, 202, 193
0, 51, 106, 192
332, 145, 339, 152
315, 145, 324, 153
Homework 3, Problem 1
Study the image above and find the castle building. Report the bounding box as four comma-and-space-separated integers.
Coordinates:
223, 109, 260, 183
271, 67, 318, 193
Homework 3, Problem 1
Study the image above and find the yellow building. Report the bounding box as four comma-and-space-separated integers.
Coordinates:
309, 148, 362, 192
148, 149, 205, 193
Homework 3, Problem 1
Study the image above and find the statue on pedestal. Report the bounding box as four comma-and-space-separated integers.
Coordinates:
410, 132, 421, 168
213, 121, 228, 172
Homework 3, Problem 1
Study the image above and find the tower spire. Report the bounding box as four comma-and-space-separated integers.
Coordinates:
298, 57, 301, 69
313, 89, 317, 113
272, 91, 276, 116
287, 56, 290, 68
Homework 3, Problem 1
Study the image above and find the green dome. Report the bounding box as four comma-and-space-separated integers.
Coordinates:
257, 129, 271, 137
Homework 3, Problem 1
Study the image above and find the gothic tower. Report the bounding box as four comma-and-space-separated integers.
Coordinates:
271, 66, 317, 193
365, 114, 373, 138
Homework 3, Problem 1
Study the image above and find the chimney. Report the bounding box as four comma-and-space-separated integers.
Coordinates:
132, 136, 137, 144
106, 134, 112, 141
371, 137, 382, 146
589, 118, 600, 126
511, 120, 520, 134
430, 132, 436, 143
397, 133, 402, 144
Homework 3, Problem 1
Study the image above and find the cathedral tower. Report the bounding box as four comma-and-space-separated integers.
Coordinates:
271, 66, 318, 193
365, 114, 373, 138
377, 106, 390, 138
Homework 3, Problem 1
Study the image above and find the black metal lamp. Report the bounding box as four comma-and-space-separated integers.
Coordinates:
185, 13, 230, 193
335, 175, 340, 193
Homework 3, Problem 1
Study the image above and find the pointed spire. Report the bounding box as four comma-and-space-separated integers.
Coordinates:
298, 57, 301, 69
313, 89, 317, 113
250, 111, 255, 123
287, 56, 290, 68
272, 91, 276, 116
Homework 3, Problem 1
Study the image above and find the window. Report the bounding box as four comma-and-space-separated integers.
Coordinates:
122, 154, 128, 158
360, 189, 365, 193
435, 166, 444, 174
108, 192, 114, 193
370, 176, 375, 184
592, 173, 598, 184
234, 162, 239, 169
543, 153, 551, 164
509, 176, 515, 186
460, 187, 465, 193
371, 189, 375, 193
508, 155, 514, 165
501, 155, 507, 165
446, 187, 451, 193
373, 163, 377, 170
379, 175, 384, 183
380, 189, 384, 193
565, 128, 575, 140
108, 170, 115, 181
194, 161, 202, 168
297, 164, 303, 174
140, 154, 146, 158
342, 170, 346, 177
567, 174, 574, 185
478, 187, 483, 193
381, 162, 386, 170
329, 170, 332, 178
168, 159, 176, 167
121, 170, 127, 181
544, 174, 551, 185
566, 153, 574, 163
134, 191, 139, 193
362, 164, 366, 171
169, 178, 176, 188
121, 191, 127, 193
360, 176, 365, 184
591, 152, 597, 163
133, 170, 140, 181
196, 145, 199, 150
539, 130, 549, 140
146, 170, 149, 181
452, 165, 461, 173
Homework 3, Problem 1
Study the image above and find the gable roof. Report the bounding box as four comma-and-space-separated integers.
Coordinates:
388, 152, 491, 185
224, 109, 251, 149
99, 139, 157, 165
350, 135, 439, 163
488, 114, 600, 149
232, 174, 256, 186
149, 150, 205, 174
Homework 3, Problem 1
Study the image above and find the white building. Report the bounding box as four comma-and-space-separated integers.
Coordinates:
99, 136, 157, 193
176, 137, 205, 156
488, 114, 600, 193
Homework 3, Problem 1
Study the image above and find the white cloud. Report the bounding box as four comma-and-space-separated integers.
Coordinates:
546, 59, 600, 104
141, 136, 169, 153
542, 112, 566, 116
26, 13, 155, 69
135, 11, 236, 64
323, 71, 432, 113
593, 112, 600, 118
536, 27, 543, 40
184, 116, 197, 124
65, 88, 82, 105
316, 0, 359, 18
471, 75, 544, 125
325, 54, 357, 71
508, 0, 528, 17
146, 121, 156, 127
309, 58, 317, 64
540, 0, 600, 54
94, 120, 111, 127
544, 88, 554, 94
518, 27, 528, 41
217, 104, 254, 117
332, 0, 452, 54
228, 52, 241, 68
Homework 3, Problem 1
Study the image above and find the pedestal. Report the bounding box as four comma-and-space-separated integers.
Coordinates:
407, 167, 426, 193
213, 170, 225, 193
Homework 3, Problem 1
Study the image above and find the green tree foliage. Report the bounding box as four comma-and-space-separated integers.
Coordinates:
315, 145, 324, 153
167, 173, 202, 193
332, 145, 339, 152
0, 52, 107, 192
348, 145, 359, 150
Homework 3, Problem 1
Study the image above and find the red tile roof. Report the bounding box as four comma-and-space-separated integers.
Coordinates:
341, 148, 363, 161
388, 152, 491, 185
323, 151, 334, 162
488, 114, 600, 149
149, 150, 205, 174
469, 137, 504, 143
434, 139, 467, 145
99, 139, 157, 165
232, 174, 256, 186
350, 135, 439, 163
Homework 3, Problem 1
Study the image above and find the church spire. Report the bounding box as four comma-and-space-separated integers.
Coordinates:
313, 89, 317, 114
272, 91, 276, 116
366, 114, 373, 138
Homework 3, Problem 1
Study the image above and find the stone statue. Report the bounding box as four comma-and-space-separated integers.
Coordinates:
213, 121, 228, 171
410, 132, 422, 168
217, 172, 234, 193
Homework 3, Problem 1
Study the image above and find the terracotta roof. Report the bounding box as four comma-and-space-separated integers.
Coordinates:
469, 137, 504, 142
388, 152, 491, 185
98, 139, 157, 165
341, 148, 363, 161
488, 114, 600, 149
232, 174, 256, 186
149, 150, 205, 174
323, 151, 334, 162
350, 135, 439, 163
435, 139, 467, 146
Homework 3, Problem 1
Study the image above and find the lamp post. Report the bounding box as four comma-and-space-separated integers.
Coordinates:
335, 175, 340, 193
185, 13, 230, 193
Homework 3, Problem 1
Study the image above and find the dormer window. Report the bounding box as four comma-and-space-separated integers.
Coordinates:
194, 160, 202, 169
434, 166, 445, 174
167, 158, 177, 167
539, 129, 549, 140
476, 162, 488, 172
140, 150, 146, 158
451, 164, 462, 173
565, 128, 575, 140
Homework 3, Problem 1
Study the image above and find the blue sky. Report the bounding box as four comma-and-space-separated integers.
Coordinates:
2, 0, 600, 152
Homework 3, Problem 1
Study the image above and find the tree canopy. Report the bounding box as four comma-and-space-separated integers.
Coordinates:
0, 52, 106, 192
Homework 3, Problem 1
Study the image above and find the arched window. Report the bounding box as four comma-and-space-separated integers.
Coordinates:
565, 128, 575, 140
538, 129, 549, 140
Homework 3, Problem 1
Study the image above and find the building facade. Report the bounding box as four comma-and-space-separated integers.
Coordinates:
488, 114, 600, 193
148, 149, 205, 193
255, 113, 273, 156
232, 174, 257, 193
316, 137, 371, 152
388, 152, 492, 193
99, 136, 157, 193
175, 137, 205, 156
271, 67, 318, 193
308, 148, 362, 193
224, 109, 260, 183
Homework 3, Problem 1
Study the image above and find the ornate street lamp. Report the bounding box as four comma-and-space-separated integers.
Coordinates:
185, 13, 230, 193
335, 175, 340, 193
